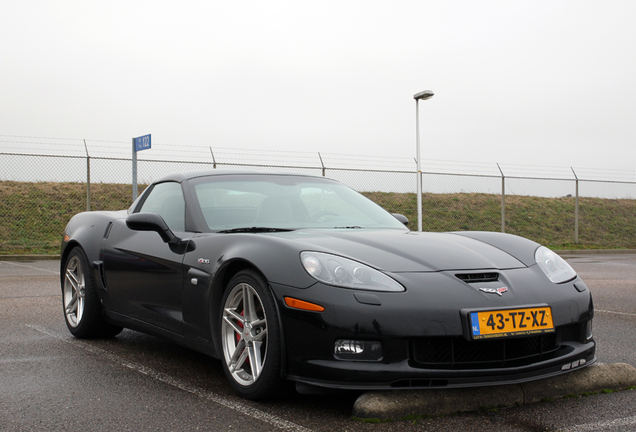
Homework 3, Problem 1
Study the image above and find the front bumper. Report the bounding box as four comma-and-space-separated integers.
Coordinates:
270, 266, 595, 390
288, 341, 596, 390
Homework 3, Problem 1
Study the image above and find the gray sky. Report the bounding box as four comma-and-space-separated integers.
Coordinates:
1, 0, 635, 176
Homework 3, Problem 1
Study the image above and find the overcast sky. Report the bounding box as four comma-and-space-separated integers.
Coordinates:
1, 1, 635, 176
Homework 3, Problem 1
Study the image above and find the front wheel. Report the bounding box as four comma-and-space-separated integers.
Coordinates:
62, 247, 123, 338
220, 270, 283, 399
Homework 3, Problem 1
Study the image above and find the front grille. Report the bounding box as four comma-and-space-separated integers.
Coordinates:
411, 327, 575, 370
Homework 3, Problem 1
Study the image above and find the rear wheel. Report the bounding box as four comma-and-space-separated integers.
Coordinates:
220, 270, 283, 399
62, 247, 123, 338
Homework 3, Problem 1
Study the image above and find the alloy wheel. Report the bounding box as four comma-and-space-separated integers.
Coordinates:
221, 282, 268, 387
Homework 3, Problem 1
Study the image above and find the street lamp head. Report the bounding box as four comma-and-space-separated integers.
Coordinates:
414, 90, 434, 101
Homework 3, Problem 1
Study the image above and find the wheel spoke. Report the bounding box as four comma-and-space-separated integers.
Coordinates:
251, 318, 266, 328
229, 338, 246, 366
243, 284, 256, 322
248, 341, 263, 379
66, 268, 80, 291
76, 298, 84, 322
66, 295, 78, 314
230, 344, 249, 374
253, 328, 267, 342
223, 311, 244, 335
224, 307, 245, 325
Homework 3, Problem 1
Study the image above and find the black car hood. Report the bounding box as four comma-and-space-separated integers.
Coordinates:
273, 229, 527, 272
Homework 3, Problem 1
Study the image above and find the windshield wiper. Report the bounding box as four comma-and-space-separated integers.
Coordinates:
218, 227, 295, 234
333, 226, 363, 229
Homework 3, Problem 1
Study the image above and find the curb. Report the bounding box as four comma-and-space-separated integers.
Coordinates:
352, 363, 636, 420
0, 255, 61, 261
556, 249, 636, 255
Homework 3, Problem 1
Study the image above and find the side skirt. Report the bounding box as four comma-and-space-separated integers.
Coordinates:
103, 310, 219, 359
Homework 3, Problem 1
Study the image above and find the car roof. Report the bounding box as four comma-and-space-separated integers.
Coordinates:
153, 170, 327, 183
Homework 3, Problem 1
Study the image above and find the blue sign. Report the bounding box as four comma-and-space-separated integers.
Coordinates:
134, 134, 151, 152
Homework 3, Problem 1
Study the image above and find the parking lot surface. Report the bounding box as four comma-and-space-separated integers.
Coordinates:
1, 254, 636, 431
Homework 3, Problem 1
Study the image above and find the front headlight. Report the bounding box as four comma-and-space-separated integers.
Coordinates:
535, 246, 577, 284
300, 251, 405, 292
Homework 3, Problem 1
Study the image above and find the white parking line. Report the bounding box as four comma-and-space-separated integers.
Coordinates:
0, 356, 63, 364
596, 309, 636, 317
556, 415, 636, 432
26, 324, 314, 432
1, 261, 59, 275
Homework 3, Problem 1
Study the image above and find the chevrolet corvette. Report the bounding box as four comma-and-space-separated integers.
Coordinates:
60, 170, 595, 399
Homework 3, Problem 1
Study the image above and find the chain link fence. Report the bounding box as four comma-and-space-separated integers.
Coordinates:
1, 148, 635, 255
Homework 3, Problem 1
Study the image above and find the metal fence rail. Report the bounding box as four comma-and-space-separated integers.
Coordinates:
1, 148, 635, 254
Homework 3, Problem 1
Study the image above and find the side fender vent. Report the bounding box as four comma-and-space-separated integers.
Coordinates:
103, 222, 113, 239
456, 272, 499, 283
93, 260, 108, 291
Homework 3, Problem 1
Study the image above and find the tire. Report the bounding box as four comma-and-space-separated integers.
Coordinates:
220, 269, 283, 399
62, 247, 123, 338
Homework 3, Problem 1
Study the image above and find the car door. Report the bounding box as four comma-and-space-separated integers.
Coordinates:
103, 181, 189, 335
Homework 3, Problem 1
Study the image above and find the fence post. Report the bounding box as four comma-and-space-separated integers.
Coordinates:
210, 147, 217, 169
318, 152, 326, 177
572, 167, 579, 243
84, 140, 91, 211
497, 163, 505, 233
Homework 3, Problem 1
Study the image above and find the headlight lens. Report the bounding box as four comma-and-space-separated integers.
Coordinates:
535, 246, 577, 284
300, 251, 404, 292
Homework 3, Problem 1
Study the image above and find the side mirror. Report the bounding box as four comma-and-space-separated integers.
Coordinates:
392, 214, 409, 227
126, 212, 178, 243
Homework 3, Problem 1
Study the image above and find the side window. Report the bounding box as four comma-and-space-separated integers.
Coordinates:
138, 182, 186, 231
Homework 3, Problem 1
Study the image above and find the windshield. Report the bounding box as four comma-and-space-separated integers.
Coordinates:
189, 174, 407, 232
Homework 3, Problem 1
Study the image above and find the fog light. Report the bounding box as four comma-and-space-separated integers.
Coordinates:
334, 340, 382, 361
585, 319, 593, 340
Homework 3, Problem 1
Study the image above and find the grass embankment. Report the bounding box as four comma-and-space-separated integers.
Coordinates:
363, 191, 636, 250
0, 182, 145, 255
1, 181, 634, 255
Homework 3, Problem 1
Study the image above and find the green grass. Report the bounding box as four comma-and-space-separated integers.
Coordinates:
362, 191, 636, 250
0, 181, 146, 254
1, 181, 635, 255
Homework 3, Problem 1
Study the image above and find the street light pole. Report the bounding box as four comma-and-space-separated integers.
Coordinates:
414, 90, 434, 232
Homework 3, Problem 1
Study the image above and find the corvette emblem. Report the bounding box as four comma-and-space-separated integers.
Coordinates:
198, 258, 210, 264
479, 287, 508, 296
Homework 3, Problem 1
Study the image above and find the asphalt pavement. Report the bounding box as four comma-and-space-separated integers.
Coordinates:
1, 254, 636, 431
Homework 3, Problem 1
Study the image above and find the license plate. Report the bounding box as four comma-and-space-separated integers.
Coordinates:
470, 306, 554, 339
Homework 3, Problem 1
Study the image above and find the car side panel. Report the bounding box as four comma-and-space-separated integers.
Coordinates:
102, 218, 187, 335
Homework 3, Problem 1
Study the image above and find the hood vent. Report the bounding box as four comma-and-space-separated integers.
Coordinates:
456, 272, 499, 283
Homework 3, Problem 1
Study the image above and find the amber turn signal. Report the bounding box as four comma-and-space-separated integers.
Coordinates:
284, 297, 325, 312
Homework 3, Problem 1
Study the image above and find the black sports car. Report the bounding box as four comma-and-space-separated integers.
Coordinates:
61, 170, 595, 399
